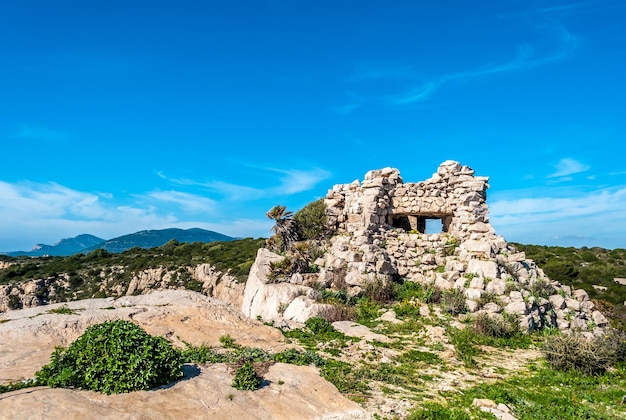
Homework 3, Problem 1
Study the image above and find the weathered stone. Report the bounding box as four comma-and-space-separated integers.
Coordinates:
565, 298, 580, 311
467, 260, 498, 279
591, 310, 609, 327
485, 279, 507, 295
241, 249, 316, 322
505, 301, 527, 315
469, 277, 485, 290
466, 300, 479, 312
482, 302, 501, 314
573, 289, 589, 302
549, 294, 566, 310
465, 288, 483, 300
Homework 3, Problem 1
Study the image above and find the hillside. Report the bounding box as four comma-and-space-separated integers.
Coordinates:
0, 238, 264, 310
6, 234, 105, 257
85, 228, 235, 253
4, 228, 235, 257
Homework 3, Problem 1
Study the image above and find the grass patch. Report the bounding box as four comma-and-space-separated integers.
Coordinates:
46, 305, 78, 315
439, 362, 626, 419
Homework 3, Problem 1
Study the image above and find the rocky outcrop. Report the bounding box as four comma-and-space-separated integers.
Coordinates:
243, 161, 609, 335
241, 248, 331, 324
0, 290, 367, 419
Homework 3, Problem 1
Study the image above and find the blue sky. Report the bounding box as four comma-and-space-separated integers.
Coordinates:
1, 0, 625, 251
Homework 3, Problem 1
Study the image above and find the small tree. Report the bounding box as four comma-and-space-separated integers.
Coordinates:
266, 205, 300, 252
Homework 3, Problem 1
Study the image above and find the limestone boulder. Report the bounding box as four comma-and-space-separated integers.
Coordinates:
0, 290, 367, 419
241, 248, 318, 322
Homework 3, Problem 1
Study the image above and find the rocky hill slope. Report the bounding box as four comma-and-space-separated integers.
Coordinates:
0, 290, 366, 419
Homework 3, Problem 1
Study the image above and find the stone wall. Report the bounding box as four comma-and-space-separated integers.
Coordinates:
314, 161, 608, 334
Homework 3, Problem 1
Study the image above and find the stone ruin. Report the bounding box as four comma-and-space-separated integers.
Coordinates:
243, 161, 609, 335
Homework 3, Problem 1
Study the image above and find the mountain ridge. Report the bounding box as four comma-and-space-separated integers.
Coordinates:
4, 228, 235, 257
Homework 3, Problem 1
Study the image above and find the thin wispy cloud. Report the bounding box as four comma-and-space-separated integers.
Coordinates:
146, 190, 217, 214
548, 158, 590, 178
14, 124, 70, 142
0, 178, 274, 251
158, 167, 331, 200
386, 21, 579, 106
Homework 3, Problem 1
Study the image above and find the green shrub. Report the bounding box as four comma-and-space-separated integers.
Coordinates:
35, 320, 184, 394
441, 288, 467, 315
294, 199, 328, 240
46, 305, 77, 315
409, 402, 470, 420
231, 361, 263, 390
473, 312, 520, 339
355, 297, 382, 326
541, 333, 618, 375
305, 316, 335, 334
182, 343, 226, 364
219, 334, 240, 349
393, 300, 421, 318
391, 278, 423, 301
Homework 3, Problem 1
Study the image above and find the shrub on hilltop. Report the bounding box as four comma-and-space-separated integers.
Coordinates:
35, 320, 184, 394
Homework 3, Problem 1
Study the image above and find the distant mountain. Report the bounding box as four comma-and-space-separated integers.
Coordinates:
6, 234, 105, 257
83, 228, 235, 254
5, 228, 236, 257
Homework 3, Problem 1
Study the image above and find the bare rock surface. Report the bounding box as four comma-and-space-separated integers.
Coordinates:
0, 364, 367, 420
0, 290, 368, 419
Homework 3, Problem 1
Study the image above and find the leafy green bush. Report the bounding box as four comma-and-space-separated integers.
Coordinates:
541, 333, 619, 375
305, 316, 335, 334
182, 343, 227, 364
391, 278, 423, 301
231, 361, 263, 390
393, 300, 421, 318
35, 320, 184, 394
294, 199, 328, 240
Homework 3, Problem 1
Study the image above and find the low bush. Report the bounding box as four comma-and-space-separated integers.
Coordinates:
35, 320, 184, 394
441, 288, 467, 315
541, 333, 620, 375
473, 312, 520, 339
231, 361, 263, 390
393, 300, 421, 318
305, 316, 335, 334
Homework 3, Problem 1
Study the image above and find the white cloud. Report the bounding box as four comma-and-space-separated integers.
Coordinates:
547, 158, 590, 178
489, 186, 626, 248
146, 190, 217, 214
0, 181, 222, 251
158, 167, 331, 200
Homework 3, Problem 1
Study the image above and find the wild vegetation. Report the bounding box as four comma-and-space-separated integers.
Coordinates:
2, 208, 626, 417
514, 243, 626, 328
0, 238, 264, 305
